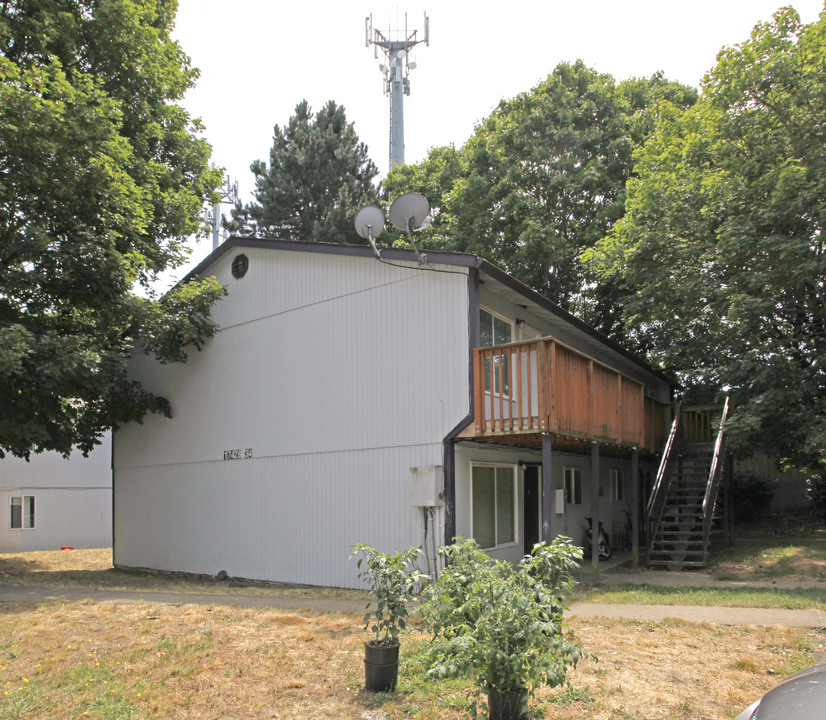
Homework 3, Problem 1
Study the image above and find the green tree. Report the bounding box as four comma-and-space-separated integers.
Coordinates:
0, 0, 224, 459
384, 62, 696, 338
231, 100, 379, 243
586, 7, 826, 469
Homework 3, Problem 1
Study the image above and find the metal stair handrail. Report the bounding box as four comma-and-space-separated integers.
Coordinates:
702, 397, 731, 559
647, 401, 683, 551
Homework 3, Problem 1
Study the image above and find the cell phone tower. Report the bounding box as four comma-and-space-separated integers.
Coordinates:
365, 12, 429, 171
203, 171, 239, 250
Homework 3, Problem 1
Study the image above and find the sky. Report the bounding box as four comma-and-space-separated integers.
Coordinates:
163, 0, 825, 286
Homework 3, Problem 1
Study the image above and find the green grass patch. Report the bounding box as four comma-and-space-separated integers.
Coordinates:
573, 583, 826, 609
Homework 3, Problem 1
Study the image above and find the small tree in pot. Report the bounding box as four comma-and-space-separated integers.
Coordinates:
350, 543, 428, 692
420, 537, 586, 720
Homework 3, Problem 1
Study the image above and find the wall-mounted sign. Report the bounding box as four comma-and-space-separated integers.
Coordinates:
223, 448, 253, 460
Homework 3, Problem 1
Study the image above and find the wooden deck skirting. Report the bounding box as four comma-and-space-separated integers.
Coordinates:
472, 338, 669, 453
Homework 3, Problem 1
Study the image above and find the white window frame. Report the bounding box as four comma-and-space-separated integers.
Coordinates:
564, 467, 583, 506
10, 495, 35, 530
479, 307, 514, 347
470, 462, 518, 551
610, 469, 625, 502
480, 307, 515, 397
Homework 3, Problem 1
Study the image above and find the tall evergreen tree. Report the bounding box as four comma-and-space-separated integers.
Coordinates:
231, 100, 378, 243
0, 0, 224, 459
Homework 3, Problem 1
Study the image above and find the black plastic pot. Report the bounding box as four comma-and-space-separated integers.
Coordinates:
487, 687, 527, 720
363, 641, 399, 692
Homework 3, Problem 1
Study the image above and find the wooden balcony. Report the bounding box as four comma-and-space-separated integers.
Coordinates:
464, 337, 670, 455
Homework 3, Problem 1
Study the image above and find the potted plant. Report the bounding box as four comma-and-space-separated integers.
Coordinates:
420, 537, 586, 720
350, 543, 428, 692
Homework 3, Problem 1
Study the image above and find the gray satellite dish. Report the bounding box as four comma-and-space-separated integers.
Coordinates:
389, 192, 430, 233
354, 205, 385, 240
389, 192, 431, 264
354, 205, 385, 259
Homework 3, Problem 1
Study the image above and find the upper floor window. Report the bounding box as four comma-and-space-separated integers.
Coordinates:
480, 308, 514, 395
480, 308, 512, 347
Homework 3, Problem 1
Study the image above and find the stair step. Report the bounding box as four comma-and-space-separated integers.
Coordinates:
648, 550, 705, 563
648, 560, 707, 569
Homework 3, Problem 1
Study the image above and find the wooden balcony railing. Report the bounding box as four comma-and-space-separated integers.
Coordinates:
683, 404, 725, 444
472, 338, 669, 453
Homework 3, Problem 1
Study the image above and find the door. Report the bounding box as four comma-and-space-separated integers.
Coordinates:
523, 465, 541, 553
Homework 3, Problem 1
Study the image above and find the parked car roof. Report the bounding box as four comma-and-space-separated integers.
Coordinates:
733, 664, 826, 720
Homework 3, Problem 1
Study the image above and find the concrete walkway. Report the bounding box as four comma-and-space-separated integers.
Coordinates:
2, 570, 825, 628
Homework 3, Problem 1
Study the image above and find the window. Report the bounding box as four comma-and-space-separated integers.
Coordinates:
480, 308, 513, 395
564, 467, 583, 506
471, 464, 516, 549
610, 469, 625, 502
10, 496, 34, 529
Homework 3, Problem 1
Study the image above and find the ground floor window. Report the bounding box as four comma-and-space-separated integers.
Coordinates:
10, 495, 35, 529
610, 469, 625, 502
471, 463, 516, 549
564, 467, 583, 505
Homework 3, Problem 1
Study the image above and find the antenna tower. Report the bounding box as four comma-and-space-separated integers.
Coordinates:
204, 171, 240, 250
365, 12, 429, 171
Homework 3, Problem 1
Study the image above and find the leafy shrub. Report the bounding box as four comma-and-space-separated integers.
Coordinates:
419, 537, 587, 717
351, 543, 427, 646
807, 473, 826, 517
731, 472, 776, 522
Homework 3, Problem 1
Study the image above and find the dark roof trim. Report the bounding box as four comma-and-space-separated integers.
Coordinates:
182, 236, 670, 384
179, 236, 478, 285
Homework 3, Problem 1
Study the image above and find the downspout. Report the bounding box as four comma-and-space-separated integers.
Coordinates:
442, 265, 480, 546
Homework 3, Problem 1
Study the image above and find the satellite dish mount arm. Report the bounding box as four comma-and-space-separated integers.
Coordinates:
365, 225, 382, 260
403, 216, 427, 265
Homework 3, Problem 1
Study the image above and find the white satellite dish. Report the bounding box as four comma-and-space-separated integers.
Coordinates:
354, 205, 385, 240
389, 192, 430, 233
388, 192, 431, 264
354, 205, 385, 259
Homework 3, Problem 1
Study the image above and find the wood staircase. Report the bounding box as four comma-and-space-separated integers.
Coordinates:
646, 400, 730, 570
648, 443, 718, 568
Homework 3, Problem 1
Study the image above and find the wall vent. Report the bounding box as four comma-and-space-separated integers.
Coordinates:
231, 253, 249, 279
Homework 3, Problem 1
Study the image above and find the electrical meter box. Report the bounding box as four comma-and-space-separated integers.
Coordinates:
409, 466, 443, 507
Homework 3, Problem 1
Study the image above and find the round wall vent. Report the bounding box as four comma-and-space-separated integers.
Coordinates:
231, 253, 249, 279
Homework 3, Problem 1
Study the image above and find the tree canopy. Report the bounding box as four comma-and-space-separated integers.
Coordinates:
383, 62, 697, 338
586, 7, 826, 469
0, 0, 224, 458
230, 100, 379, 243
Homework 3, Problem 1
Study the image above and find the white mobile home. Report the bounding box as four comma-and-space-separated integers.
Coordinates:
113, 240, 674, 587
0, 433, 112, 553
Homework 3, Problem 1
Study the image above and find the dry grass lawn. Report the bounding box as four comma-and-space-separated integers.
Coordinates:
0, 548, 363, 599
0, 546, 824, 719
0, 598, 820, 720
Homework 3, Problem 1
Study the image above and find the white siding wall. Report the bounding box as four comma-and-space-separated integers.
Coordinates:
114, 248, 469, 587
0, 434, 112, 552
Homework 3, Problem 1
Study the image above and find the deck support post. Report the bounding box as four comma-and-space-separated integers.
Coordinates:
541, 433, 553, 543
631, 447, 640, 569
590, 441, 600, 585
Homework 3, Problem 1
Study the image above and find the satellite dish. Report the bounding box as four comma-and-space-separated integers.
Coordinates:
354, 205, 385, 259
354, 205, 385, 240
389, 192, 430, 232
408, 61, 417, 70
389, 193, 431, 265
